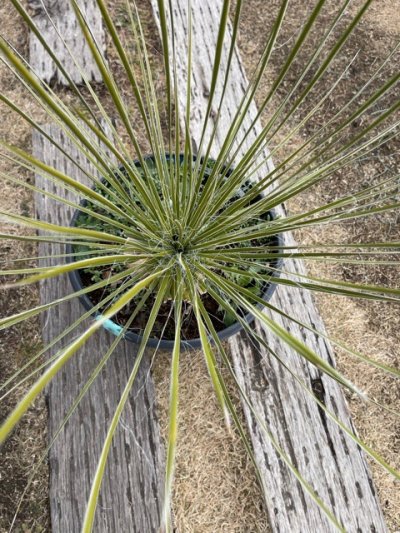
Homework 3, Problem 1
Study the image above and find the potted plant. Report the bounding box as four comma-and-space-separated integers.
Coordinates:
0, 0, 399, 531
66, 154, 283, 349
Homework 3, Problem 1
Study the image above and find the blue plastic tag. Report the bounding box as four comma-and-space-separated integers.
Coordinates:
95, 315, 124, 337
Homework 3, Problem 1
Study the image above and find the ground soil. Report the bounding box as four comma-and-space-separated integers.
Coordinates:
0, 0, 399, 532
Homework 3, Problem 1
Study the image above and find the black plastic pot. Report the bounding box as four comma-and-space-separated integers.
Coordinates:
67, 155, 283, 350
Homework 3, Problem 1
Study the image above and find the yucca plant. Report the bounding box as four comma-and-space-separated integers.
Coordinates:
0, 0, 399, 531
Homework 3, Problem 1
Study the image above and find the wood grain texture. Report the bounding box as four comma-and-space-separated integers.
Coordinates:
149, 1, 387, 531
33, 125, 165, 533
28, 0, 104, 85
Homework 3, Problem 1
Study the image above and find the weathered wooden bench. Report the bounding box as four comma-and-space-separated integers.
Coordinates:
31, 3, 165, 531
32, 0, 387, 531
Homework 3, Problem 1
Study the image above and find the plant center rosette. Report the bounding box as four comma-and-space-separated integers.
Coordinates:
67, 155, 282, 349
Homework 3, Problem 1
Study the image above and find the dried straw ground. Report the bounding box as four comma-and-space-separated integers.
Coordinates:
0, 3, 50, 530
0, 0, 399, 532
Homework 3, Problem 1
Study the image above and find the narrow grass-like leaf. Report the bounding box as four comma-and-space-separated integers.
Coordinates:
0, 269, 167, 445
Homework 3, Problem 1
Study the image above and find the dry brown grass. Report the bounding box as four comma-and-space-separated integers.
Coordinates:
0, 3, 50, 532
153, 349, 269, 533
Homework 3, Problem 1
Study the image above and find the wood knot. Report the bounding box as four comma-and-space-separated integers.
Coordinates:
311, 377, 325, 404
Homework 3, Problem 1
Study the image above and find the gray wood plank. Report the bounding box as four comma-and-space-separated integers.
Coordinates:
149, 1, 387, 531
28, 0, 104, 85
33, 124, 165, 533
